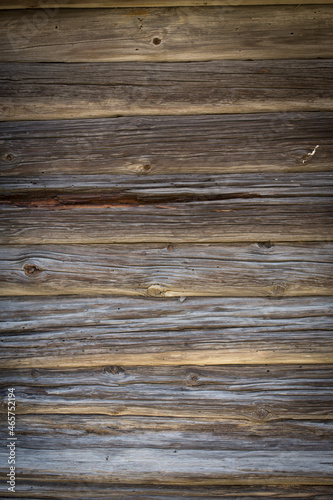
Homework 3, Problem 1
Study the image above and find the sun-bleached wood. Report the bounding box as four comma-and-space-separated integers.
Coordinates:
1, 61, 332, 121
1, 296, 332, 366
0, 243, 332, 299
1, 113, 331, 176
0, 6, 332, 62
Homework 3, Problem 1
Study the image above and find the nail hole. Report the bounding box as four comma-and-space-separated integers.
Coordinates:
152, 37, 161, 45
143, 163, 151, 172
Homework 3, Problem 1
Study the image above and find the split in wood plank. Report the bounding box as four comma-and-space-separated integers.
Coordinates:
0, 6, 332, 62
1, 113, 331, 176
1, 60, 332, 120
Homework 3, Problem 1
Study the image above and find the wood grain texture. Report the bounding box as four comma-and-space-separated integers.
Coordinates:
0, 6, 332, 62
0, 366, 333, 486
0, 243, 332, 299
0, 447, 332, 485
3, 413, 333, 449
1, 296, 332, 366
3, 484, 333, 500
1, 365, 333, 418
1, 60, 332, 120
0, 197, 332, 243
1, 113, 332, 176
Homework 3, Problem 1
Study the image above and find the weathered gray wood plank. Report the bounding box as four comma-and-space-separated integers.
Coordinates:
1, 365, 333, 419
1, 61, 332, 120
1, 113, 331, 176
0, 6, 332, 62
1, 172, 333, 198
1, 296, 332, 366
0, 243, 332, 297
4, 413, 333, 450
0, 447, 332, 484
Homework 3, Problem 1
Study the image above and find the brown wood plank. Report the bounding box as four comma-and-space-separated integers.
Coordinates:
0, 196, 332, 244
1, 113, 331, 176
0, 6, 332, 62
4, 483, 333, 500
1, 61, 332, 120
0, 243, 332, 300
1, 296, 332, 366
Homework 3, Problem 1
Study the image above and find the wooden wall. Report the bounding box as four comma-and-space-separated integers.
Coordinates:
0, 1, 333, 498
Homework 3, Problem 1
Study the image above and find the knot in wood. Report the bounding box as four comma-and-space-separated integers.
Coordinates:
147, 284, 167, 297
253, 407, 269, 421
24, 263, 42, 277
257, 241, 274, 249
103, 365, 124, 375
271, 283, 286, 296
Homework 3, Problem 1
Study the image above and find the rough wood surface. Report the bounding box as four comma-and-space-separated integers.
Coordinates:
1, 296, 332, 366
3, 413, 333, 448
0, 6, 332, 62
0, 366, 333, 485
1, 364, 333, 484
1, 365, 333, 418
2, 171, 333, 197
1, 60, 332, 120
0, 243, 332, 299
0, 196, 332, 243
2, 483, 333, 500
0, 447, 332, 485
1, 113, 331, 176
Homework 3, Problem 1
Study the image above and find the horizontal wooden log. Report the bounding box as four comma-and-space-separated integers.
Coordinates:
4, 413, 333, 450
2, 0, 333, 8
0, 242, 332, 295
0, 448, 332, 485
1, 243, 332, 298
1, 61, 332, 120
1, 296, 332, 366
1, 365, 333, 419
4, 483, 333, 500
1, 171, 333, 198
1, 113, 332, 176
0, 6, 332, 62
0, 195, 332, 243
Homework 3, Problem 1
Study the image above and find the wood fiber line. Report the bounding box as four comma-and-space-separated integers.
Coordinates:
0, 6, 332, 62
1, 60, 332, 120
1, 296, 332, 366
1, 113, 332, 176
